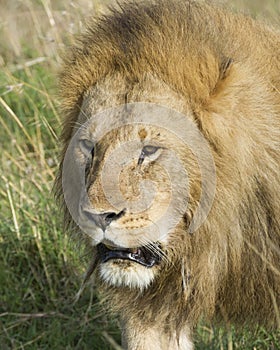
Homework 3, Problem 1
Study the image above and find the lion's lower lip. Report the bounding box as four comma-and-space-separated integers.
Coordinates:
97, 243, 161, 268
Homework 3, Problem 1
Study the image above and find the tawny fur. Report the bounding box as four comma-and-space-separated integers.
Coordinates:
56, 0, 280, 348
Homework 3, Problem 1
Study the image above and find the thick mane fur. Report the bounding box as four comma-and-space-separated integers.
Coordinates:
57, 0, 280, 342
59, 0, 280, 142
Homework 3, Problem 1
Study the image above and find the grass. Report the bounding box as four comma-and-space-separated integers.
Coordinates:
0, 1, 279, 349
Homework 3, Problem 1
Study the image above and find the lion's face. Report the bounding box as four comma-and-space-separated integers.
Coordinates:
62, 74, 213, 290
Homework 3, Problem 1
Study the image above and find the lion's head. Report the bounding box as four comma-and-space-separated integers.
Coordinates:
61, 73, 216, 290
57, 0, 280, 335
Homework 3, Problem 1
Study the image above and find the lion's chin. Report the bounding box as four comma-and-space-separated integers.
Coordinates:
99, 260, 157, 290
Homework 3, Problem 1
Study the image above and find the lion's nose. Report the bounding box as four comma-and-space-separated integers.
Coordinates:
101, 212, 121, 226
82, 209, 126, 231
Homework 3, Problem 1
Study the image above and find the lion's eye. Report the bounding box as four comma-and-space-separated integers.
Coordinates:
138, 145, 160, 165
80, 139, 95, 158
142, 145, 159, 156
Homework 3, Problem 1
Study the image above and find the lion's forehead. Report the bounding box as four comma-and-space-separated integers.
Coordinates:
78, 73, 188, 124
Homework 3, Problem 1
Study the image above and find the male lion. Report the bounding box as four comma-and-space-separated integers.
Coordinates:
56, 0, 280, 349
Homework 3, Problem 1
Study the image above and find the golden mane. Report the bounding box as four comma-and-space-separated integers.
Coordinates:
56, 0, 280, 347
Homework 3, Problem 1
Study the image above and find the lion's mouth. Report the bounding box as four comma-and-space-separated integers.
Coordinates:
97, 243, 161, 268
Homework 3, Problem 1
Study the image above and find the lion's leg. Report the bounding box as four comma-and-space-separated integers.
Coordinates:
121, 320, 193, 350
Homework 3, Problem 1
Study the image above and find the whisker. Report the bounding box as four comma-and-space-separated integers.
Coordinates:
136, 235, 171, 266
146, 241, 169, 263
141, 217, 173, 264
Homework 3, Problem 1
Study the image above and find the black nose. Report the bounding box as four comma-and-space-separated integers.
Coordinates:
83, 209, 125, 230
101, 212, 120, 226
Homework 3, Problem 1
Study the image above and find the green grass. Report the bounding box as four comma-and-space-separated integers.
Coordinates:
0, 63, 121, 349
0, 1, 279, 349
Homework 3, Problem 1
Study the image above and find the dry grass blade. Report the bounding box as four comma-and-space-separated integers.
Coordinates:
5, 181, 20, 239
102, 331, 123, 350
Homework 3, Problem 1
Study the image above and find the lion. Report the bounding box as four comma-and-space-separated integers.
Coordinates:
56, 1, 280, 349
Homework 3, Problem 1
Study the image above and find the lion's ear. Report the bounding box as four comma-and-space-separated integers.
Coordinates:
213, 57, 234, 94
219, 57, 234, 80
